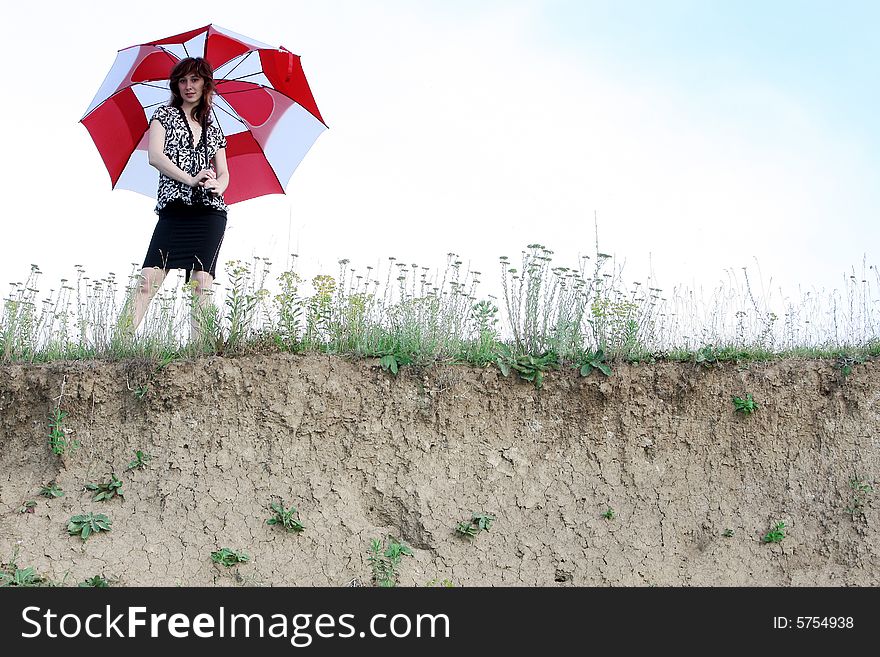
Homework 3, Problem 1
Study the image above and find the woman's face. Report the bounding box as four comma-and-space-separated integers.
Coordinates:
178, 73, 205, 104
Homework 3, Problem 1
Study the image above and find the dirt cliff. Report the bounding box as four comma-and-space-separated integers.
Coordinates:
0, 353, 877, 586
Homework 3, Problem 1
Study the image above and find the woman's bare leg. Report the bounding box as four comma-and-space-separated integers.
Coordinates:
124, 267, 166, 335
189, 270, 215, 342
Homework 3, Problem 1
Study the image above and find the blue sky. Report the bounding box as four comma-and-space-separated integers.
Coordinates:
0, 0, 877, 324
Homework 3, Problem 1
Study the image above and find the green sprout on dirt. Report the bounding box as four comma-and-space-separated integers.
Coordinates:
377, 346, 414, 376
67, 513, 112, 541
18, 500, 37, 514
211, 548, 250, 567
368, 537, 413, 588
39, 482, 64, 498
455, 512, 496, 539
79, 575, 110, 587
602, 507, 616, 520
266, 502, 305, 532
85, 474, 124, 502
723, 529, 735, 538
425, 578, 455, 587
833, 353, 865, 379
0, 558, 44, 587
578, 348, 612, 377
494, 344, 559, 389
732, 393, 759, 415
455, 522, 478, 538
48, 408, 79, 457
125, 450, 152, 471
762, 521, 786, 543
694, 345, 720, 368
845, 476, 874, 519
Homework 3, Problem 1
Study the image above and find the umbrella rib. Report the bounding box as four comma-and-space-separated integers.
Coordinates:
217, 51, 253, 83
219, 70, 265, 82
213, 102, 246, 126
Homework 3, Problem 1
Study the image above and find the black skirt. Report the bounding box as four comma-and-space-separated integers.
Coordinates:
142, 200, 228, 282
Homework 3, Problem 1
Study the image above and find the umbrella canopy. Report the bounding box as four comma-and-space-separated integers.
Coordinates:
81, 24, 327, 204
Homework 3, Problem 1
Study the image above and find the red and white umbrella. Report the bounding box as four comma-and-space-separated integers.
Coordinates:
81, 24, 327, 204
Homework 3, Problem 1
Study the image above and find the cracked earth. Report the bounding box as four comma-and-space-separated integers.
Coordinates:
0, 353, 877, 585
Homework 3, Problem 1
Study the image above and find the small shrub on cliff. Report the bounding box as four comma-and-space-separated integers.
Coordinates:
425, 578, 455, 587
266, 502, 305, 532
17, 500, 37, 514
494, 344, 559, 389
39, 482, 64, 498
79, 575, 110, 587
368, 537, 413, 587
845, 476, 874, 519
48, 408, 79, 457
455, 512, 496, 539
85, 474, 124, 502
833, 352, 864, 379
577, 348, 612, 377
378, 347, 413, 376
211, 548, 250, 567
125, 450, 152, 471
732, 393, 759, 415
67, 513, 112, 541
762, 521, 785, 543
0, 565, 43, 587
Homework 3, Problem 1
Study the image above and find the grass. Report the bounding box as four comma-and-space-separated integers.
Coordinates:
1, 244, 878, 368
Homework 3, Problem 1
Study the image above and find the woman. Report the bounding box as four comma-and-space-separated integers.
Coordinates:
126, 56, 230, 341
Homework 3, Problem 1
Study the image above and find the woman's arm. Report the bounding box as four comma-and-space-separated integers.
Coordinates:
147, 119, 213, 187
204, 147, 229, 196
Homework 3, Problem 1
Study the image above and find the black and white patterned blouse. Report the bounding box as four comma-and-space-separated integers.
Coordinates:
150, 105, 228, 214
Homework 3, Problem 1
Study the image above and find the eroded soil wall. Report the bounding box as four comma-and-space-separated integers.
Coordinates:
0, 354, 877, 586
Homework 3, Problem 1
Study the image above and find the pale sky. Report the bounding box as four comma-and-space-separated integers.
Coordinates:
1, 0, 878, 311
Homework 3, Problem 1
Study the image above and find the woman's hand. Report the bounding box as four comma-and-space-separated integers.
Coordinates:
190, 169, 216, 187
202, 178, 221, 196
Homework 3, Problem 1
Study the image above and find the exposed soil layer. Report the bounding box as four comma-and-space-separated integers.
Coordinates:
0, 354, 877, 586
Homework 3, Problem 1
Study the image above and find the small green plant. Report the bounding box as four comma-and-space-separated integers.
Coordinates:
602, 507, 615, 520
762, 521, 786, 543
133, 385, 149, 399
211, 548, 250, 567
125, 450, 152, 471
723, 528, 735, 538
48, 408, 79, 456
425, 578, 455, 587
732, 393, 759, 415
455, 512, 496, 539
85, 474, 124, 502
455, 522, 478, 538
845, 476, 874, 518
79, 575, 110, 587
377, 346, 413, 376
694, 345, 720, 368
368, 537, 413, 587
18, 500, 37, 514
67, 513, 112, 541
833, 353, 865, 379
494, 344, 559, 389
39, 482, 64, 498
266, 502, 305, 532
0, 565, 43, 587
578, 348, 612, 377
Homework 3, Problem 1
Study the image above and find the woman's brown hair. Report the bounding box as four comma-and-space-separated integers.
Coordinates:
169, 57, 216, 125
